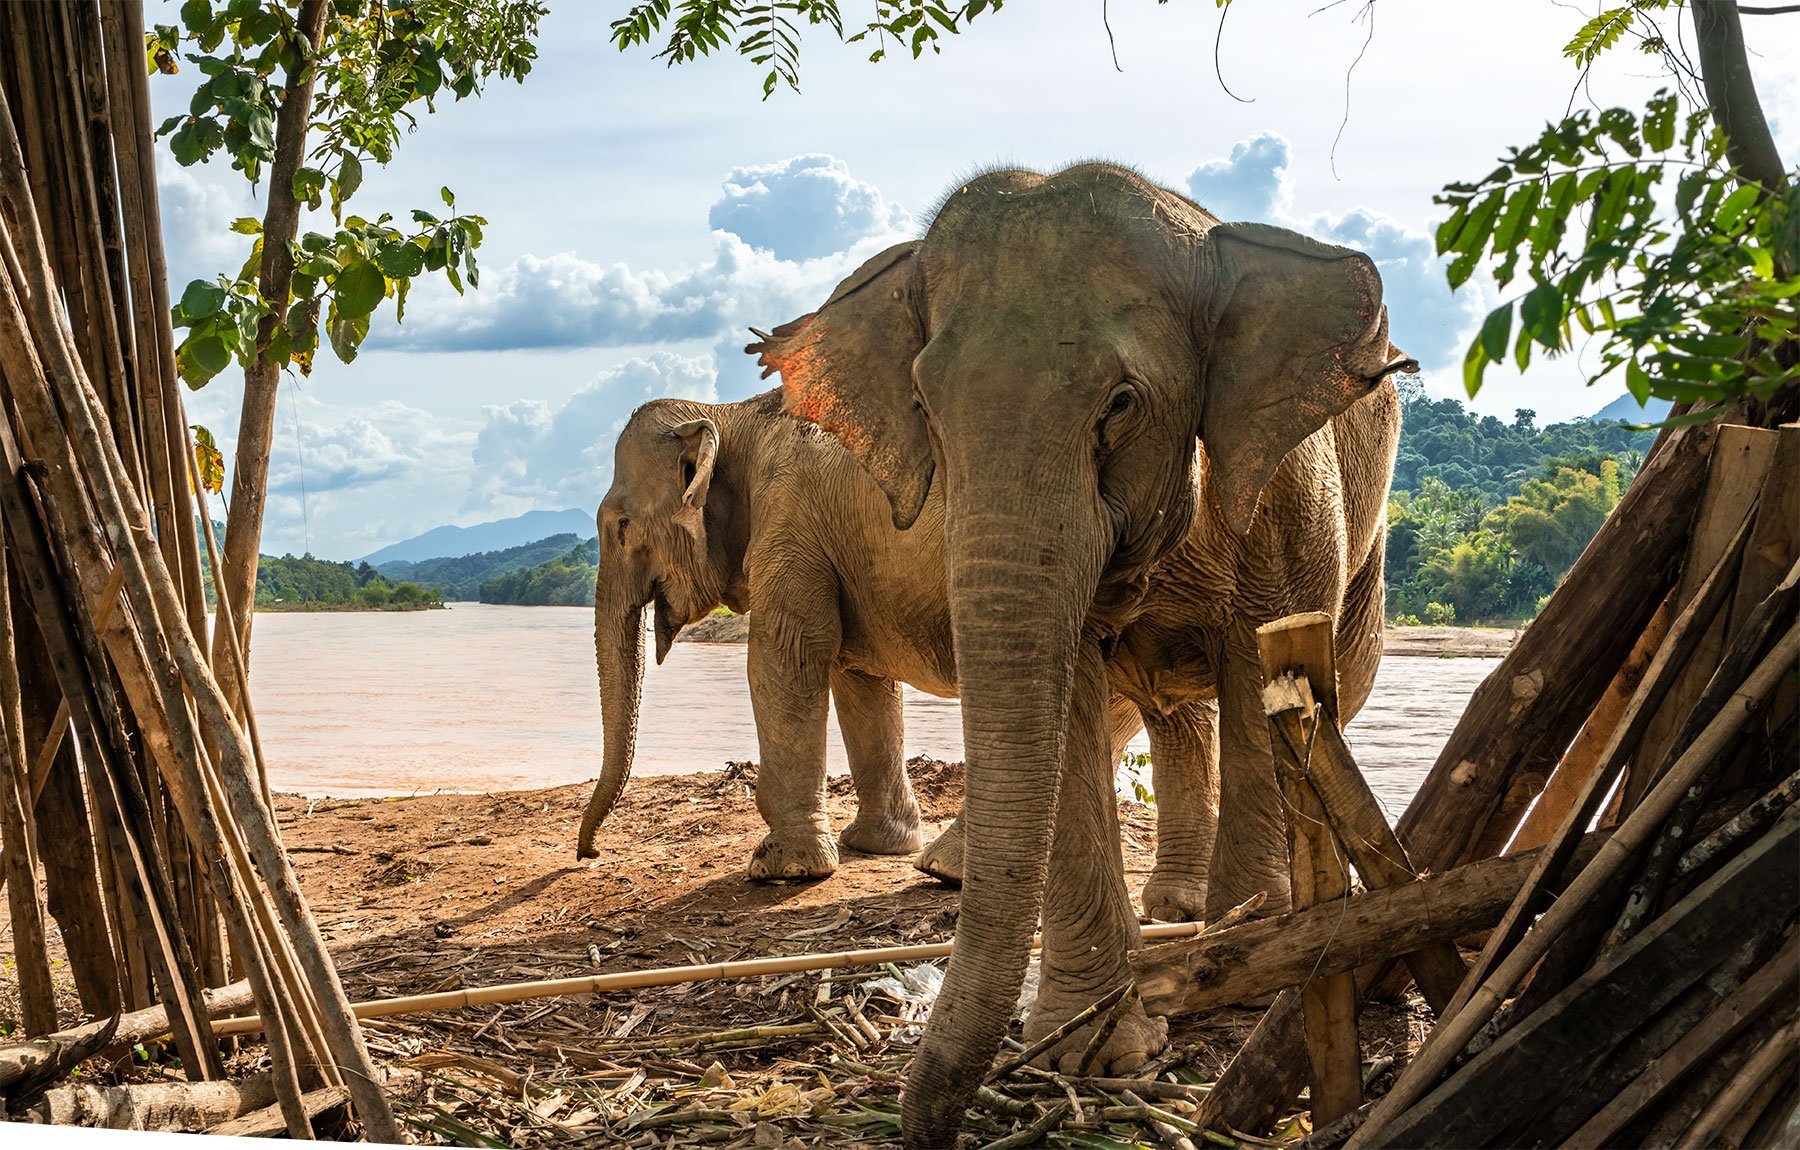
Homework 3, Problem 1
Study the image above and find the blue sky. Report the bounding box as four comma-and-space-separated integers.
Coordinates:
151, 1, 1800, 560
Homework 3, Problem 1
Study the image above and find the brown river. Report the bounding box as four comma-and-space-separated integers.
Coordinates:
247, 604, 1499, 819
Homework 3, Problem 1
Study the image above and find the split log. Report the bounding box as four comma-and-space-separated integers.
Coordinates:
1564, 935, 1798, 1149
1132, 833, 1610, 1017
1393, 419, 1716, 874
1506, 591, 1673, 854
209, 1086, 351, 1139
1356, 809, 1800, 1149
1626, 425, 1780, 812
1672, 1015, 1800, 1150
1349, 621, 1800, 1148
1435, 502, 1759, 1027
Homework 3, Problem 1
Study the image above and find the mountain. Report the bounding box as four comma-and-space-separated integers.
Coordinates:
359, 508, 594, 567
376, 534, 588, 601
1591, 392, 1674, 425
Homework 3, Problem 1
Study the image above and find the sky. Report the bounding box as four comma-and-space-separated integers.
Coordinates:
150, 0, 1800, 561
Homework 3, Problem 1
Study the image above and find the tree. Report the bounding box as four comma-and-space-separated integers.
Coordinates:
152, 0, 542, 678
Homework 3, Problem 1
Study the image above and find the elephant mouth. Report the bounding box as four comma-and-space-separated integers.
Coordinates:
651, 581, 684, 663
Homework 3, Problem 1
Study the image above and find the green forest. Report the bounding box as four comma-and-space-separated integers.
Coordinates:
1386, 380, 1656, 625
196, 524, 444, 610
478, 385, 1660, 625
479, 537, 598, 606
375, 533, 586, 600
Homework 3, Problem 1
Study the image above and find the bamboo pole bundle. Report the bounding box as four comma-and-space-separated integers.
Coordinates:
0, 3, 397, 1140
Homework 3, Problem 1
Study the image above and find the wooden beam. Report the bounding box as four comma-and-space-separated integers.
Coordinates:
1258, 614, 1360, 1128
1132, 834, 1608, 1017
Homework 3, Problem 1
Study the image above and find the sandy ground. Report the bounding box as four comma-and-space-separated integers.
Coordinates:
4, 760, 1429, 1145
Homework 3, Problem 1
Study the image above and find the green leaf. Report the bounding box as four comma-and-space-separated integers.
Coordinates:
326, 305, 371, 364
228, 216, 262, 235
333, 152, 363, 217
1713, 185, 1759, 235
441, 185, 455, 207
378, 242, 426, 279
177, 332, 232, 388
1479, 301, 1513, 363
178, 279, 227, 320
333, 258, 386, 319
1519, 281, 1564, 350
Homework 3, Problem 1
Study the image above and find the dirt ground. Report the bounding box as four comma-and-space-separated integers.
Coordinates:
5, 759, 1429, 1146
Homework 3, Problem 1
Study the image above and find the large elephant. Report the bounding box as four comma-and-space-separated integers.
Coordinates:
750, 163, 1413, 1146
576, 388, 1222, 906
917, 381, 1399, 923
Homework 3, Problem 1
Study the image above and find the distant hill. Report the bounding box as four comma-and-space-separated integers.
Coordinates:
479, 537, 598, 606
376, 534, 586, 601
1591, 392, 1674, 425
359, 508, 594, 566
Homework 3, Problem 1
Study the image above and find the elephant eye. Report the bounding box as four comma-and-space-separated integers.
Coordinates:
615, 516, 630, 544
1106, 390, 1134, 417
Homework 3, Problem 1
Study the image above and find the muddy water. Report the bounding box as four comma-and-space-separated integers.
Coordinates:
249, 603, 1497, 812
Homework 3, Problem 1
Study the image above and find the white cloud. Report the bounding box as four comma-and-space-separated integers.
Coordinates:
1185, 132, 1292, 223
465, 351, 719, 515
375, 154, 913, 355
155, 152, 252, 292
709, 154, 913, 261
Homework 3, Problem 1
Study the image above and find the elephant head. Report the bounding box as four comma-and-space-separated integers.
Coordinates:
748, 165, 1414, 1146
576, 400, 732, 859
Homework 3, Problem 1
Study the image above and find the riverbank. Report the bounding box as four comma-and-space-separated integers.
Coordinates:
2, 760, 1425, 1145
682, 612, 1519, 658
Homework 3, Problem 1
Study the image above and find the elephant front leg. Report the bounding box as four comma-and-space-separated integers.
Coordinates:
1207, 627, 1292, 918
832, 668, 923, 856
1140, 697, 1221, 923
746, 622, 838, 881
1028, 640, 1167, 1073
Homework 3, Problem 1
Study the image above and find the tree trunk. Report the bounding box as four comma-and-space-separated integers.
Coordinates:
211, 0, 329, 687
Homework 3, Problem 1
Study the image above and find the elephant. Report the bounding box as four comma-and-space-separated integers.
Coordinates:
749, 162, 1413, 1146
915, 380, 1398, 924
574, 387, 1223, 910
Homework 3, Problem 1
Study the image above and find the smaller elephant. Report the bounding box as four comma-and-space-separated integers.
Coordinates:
577, 390, 1220, 906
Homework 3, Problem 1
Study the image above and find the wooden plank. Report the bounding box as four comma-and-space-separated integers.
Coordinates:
1359, 809, 1800, 1150
1258, 614, 1360, 1128
1131, 834, 1609, 1016
1564, 935, 1799, 1149
1508, 590, 1674, 854
1728, 424, 1800, 634
1624, 424, 1778, 813
1393, 421, 1715, 874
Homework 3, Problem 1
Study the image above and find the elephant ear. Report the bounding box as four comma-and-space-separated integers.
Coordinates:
668, 417, 718, 548
1199, 222, 1418, 535
747, 242, 933, 530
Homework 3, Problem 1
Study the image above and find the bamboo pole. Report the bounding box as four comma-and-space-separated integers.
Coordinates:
0, 79, 392, 1141
206, 922, 1210, 1038
0, 539, 56, 1034
1347, 620, 1800, 1149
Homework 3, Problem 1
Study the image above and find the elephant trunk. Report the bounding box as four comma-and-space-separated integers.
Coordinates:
902, 493, 1103, 1148
577, 558, 646, 859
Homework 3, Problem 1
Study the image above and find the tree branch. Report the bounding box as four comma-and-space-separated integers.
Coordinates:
1690, 0, 1789, 192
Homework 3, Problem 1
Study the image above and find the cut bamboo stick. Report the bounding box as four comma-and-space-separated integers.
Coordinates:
208, 921, 1209, 1038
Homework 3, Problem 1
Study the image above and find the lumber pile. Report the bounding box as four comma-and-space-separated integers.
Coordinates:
1131, 411, 1800, 1147
0, 1, 396, 1139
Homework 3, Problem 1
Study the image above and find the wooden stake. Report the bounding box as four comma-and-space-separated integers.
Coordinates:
1256, 614, 1360, 1128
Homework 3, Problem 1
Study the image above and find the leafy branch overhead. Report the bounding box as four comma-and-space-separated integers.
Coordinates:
1442, 89, 1797, 407
610, 0, 1003, 97
151, 0, 544, 388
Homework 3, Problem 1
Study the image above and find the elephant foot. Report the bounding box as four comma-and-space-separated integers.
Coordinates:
748, 829, 838, 881
840, 810, 924, 856
1141, 867, 1208, 923
913, 818, 964, 886
1025, 987, 1169, 1075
